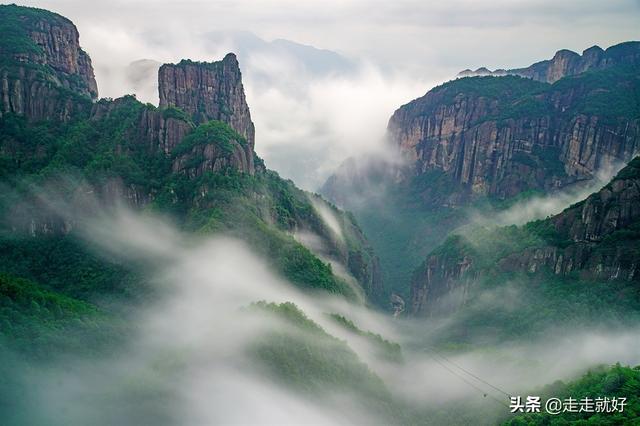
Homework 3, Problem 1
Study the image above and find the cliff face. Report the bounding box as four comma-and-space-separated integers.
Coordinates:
91, 98, 195, 156
456, 41, 640, 83
158, 55, 255, 147
409, 238, 475, 318
389, 66, 640, 205
21, 12, 98, 98
170, 121, 254, 178
410, 157, 640, 317
0, 5, 98, 121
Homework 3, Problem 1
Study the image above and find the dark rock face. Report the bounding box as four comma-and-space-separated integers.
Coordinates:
171, 138, 252, 178
23, 14, 98, 98
497, 172, 640, 281
389, 75, 640, 205
0, 5, 98, 122
410, 243, 475, 318
158, 54, 255, 150
410, 158, 640, 316
1, 67, 91, 121
456, 41, 640, 83
91, 98, 195, 156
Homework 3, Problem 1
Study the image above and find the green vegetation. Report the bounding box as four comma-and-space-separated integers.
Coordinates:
434, 62, 640, 126
611, 155, 640, 181
160, 105, 193, 123
0, 4, 96, 99
437, 75, 548, 105
247, 302, 406, 420
0, 77, 372, 342
171, 119, 246, 158
418, 199, 640, 344
0, 4, 66, 57
551, 64, 640, 120
328, 313, 402, 362
0, 235, 144, 304
251, 304, 384, 394
0, 272, 125, 358
505, 364, 640, 425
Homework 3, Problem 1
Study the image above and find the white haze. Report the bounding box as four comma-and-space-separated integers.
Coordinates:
469, 158, 629, 228
15, 0, 640, 190
7, 195, 639, 424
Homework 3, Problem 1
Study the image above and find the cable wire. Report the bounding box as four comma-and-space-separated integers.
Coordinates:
424, 351, 510, 408
424, 347, 512, 398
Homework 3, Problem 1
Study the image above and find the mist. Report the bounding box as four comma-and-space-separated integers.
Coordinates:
468, 159, 629, 228
15, 0, 640, 190
4, 190, 639, 425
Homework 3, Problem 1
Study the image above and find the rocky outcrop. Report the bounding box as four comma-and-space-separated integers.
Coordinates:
456, 41, 640, 83
158, 54, 255, 149
551, 169, 640, 243
171, 136, 252, 178
0, 5, 98, 121
410, 239, 475, 317
389, 66, 640, 205
1, 67, 92, 121
20, 11, 98, 98
410, 157, 640, 316
91, 97, 195, 155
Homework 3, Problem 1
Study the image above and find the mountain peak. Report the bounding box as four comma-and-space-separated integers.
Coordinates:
456, 40, 640, 83
158, 55, 255, 161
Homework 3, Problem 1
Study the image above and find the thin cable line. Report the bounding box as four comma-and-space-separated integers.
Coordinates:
425, 352, 510, 408
424, 347, 512, 397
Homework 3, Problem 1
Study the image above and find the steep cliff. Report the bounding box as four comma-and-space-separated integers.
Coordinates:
0, 6, 383, 303
456, 41, 640, 83
410, 157, 640, 318
0, 5, 97, 121
389, 65, 640, 205
158, 55, 255, 146
319, 42, 640, 306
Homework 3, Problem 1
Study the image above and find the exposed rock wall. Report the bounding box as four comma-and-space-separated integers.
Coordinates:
410, 246, 475, 317
24, 13, 98, 98
158, 54, 255, 150
0, 5, 97, 121
171, 138, 252, 178
410, 158, 640, 316
91, 97, 195, 155
389, 75, 640, 204
1, 67, 91, 121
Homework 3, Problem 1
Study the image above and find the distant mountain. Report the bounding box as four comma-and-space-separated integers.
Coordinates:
202, 30, 356, 80
456, 41, 640, 83
321, 40, 640, 300
121, 31, 356, 104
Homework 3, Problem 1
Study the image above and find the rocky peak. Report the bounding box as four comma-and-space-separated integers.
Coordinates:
456, 41, 640, 83
0, 4, 98, 99
551, 157, 640, 243
0, 5, 97, 122
388, 61, 640, 206
158, 54, 255, 152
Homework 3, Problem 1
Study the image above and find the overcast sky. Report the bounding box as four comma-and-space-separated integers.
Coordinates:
13, 0, 640, 189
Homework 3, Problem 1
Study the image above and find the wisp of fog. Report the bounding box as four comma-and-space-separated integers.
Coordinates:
4, 189, 638, 425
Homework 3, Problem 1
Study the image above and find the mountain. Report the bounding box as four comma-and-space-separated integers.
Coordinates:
456, 41, 640, 83
0, 4, 97, 121
388, 63, 639, 205
321, 41, 640, 301
409, 157, 640, 342
201, 30, 356, 80
0, 3, 384, 341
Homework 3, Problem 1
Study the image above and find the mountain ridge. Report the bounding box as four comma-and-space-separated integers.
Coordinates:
457, 40, 640, 83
